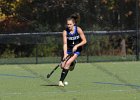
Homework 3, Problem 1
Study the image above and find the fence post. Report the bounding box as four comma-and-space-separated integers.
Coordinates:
86, 34, 89, 63
35, 44, 38, 64
136, 0, 139, 61
35, 35, 38, 64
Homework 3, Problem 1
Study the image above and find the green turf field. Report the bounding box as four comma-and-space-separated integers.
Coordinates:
0, 62, 140, 100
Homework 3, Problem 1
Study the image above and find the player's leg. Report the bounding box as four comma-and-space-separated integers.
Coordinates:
69, 60, 77, 71
60, 54, 68, 69
59, 54, 78, 86
63, 54, 78, 69
69, 51, 80, 71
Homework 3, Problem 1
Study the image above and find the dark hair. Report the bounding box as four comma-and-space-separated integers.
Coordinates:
67, 13, 80, 25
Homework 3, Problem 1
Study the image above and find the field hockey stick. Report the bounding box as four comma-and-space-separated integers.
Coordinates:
47, 53, 74, 78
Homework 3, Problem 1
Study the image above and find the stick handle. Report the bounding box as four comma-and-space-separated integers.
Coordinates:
62, 53, 74, 62
47, 53, 74, 78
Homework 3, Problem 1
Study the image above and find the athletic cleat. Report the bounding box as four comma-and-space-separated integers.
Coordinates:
59, 81, 65, 87
69, 60, 77, 71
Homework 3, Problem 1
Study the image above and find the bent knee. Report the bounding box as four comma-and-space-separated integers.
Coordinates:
63, 66, 70, 70
63, 62, 71, 70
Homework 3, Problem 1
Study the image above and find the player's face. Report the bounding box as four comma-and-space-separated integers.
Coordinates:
67, 20, 75, 30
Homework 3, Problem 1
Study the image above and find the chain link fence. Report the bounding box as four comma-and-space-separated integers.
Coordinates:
0, 30, 139, 64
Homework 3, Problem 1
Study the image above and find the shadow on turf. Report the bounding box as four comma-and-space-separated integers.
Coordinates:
19, 65, 66, 91
40, 84, 59, 87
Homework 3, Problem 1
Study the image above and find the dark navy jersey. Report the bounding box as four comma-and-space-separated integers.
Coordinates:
66, 26, 82, 52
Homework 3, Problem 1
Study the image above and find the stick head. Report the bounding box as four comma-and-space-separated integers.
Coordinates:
47, 74, 50, 78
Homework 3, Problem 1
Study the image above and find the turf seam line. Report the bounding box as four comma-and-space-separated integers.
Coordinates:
91, 63, 140, 92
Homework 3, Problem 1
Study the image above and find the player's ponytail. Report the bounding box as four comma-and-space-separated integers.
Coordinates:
70, 13, 80, 25
67, 13, 80, 25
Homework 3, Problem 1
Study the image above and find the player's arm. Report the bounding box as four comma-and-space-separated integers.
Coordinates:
63, 30, 68, 58
73, 27, 87, 52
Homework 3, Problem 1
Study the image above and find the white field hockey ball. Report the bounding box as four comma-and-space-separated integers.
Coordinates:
64, 81, 68, 85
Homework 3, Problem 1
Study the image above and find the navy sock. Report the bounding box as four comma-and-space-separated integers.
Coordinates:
59, 69, 69, 82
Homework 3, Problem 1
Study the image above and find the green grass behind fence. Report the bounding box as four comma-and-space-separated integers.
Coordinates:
0, 55, 137, 64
